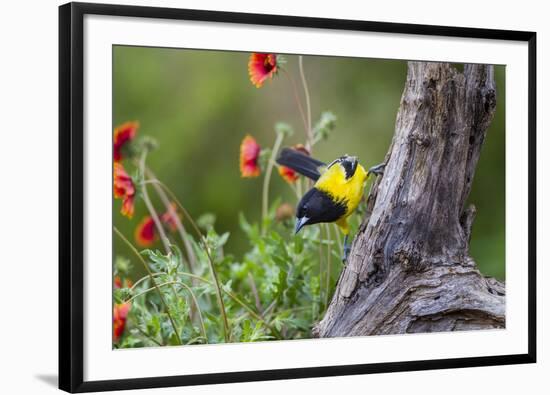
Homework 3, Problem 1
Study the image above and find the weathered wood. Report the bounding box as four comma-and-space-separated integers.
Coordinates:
314, 62, 504, 337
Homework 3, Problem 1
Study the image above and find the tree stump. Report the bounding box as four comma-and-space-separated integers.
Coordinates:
315, 62, 505, 337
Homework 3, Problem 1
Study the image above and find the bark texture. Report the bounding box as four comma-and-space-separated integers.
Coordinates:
315, 62, 505, 337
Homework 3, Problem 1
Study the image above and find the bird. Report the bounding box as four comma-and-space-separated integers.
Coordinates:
276, 147, 384, 262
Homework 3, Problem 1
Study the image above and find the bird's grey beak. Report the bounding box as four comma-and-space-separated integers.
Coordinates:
295, 216, 310, 234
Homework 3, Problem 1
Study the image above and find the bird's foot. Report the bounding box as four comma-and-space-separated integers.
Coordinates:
367, 162, 386, 177
342, 244, 351, 264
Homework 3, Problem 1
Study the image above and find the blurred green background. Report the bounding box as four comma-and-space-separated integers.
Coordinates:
113, 46, 505, 280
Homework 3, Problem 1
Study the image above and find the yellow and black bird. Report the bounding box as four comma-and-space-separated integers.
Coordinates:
276, 148, 384, 261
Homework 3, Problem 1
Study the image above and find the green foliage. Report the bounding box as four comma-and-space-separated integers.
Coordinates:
114, 205, 337, 347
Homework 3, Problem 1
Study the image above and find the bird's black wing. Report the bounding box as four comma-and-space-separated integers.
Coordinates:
276, 148, 326, 181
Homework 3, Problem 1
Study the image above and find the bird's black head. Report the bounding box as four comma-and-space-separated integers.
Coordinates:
294, 188, 347, 234
295, 193, 312, 234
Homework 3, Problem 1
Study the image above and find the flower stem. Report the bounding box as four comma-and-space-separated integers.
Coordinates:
128, 270, 280, 338
296, 178, 303, 200
135, 326, 163, 346
283, 69, 309, 137
247, 272, 262, 312
126, 280, 207, 340
139, 151, 170, 254
143, 179, 231, 342
142, 165, 198, 273
298, 56, 313, 154
262, 131, 284, 235
174, 281, 207, 339
113, 226, 182, 345
289, 182, 301, 200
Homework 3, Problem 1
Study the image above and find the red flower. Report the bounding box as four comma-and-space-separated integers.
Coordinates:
248, 53, 278, 88
114, 163, 135, 218
114, 121, 139, 162
135, 204, 180, 247
278, 166, 299, 183
160, 202, 179, 232
240, 135, 261, 178
135, 216, 156, 247
113, 302, 131, 342
114, 276, 133, 289
278, 144, 309, 184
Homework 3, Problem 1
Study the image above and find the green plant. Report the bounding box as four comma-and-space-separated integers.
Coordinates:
112, 52, 362, 347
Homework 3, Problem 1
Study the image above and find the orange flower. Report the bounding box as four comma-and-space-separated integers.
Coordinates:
135, 216, 156, 247
135, 204, 180, 247
248, 53, 278, 88
278, 144, 309, 184
114, 276, 122, 288
114, 276, 133, 289
278, 166, 299, 184
114, 163, 135, 218
240, 135, 261, 178
113, 302, 131, 342
114, 121, 139, 162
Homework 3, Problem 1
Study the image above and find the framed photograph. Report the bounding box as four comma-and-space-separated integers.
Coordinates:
59, 2, 536, 392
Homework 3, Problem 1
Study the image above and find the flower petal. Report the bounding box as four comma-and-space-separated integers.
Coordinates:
135, 216, 157, 247
114, 163, 136, 218
113, 302, 131, 342
114, 121, 139, 162
278, 165, 299, 183
248, 53, 278, 88
240, 135, 261, 178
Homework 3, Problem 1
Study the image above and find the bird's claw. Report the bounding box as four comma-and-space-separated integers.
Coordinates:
367, 163, 386, 176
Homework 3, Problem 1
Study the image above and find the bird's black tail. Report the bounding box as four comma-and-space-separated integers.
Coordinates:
276, 147, 326, 181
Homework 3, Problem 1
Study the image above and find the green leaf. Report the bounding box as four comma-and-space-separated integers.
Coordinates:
113, 287, 132, 304
294, 235, 304, 255
196, 213, 216, 230
313, 111, 337, 142
239, 212, 259, 241
146, 315, 161, 337
114, 256, 132, 276
141, 249, 170, 272
168, 244, 184, 274
275, 269, 288, 302
238, 212, 251, 234
240, 320, 271, 342
216, 232, 230, 249
167, 333, 181, 346
274, 122, 293, 137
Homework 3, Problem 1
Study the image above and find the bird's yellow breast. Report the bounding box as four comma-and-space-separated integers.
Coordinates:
314, 162, 367, 218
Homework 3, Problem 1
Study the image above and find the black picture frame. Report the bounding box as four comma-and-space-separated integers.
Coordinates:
59, 2, 537, 393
